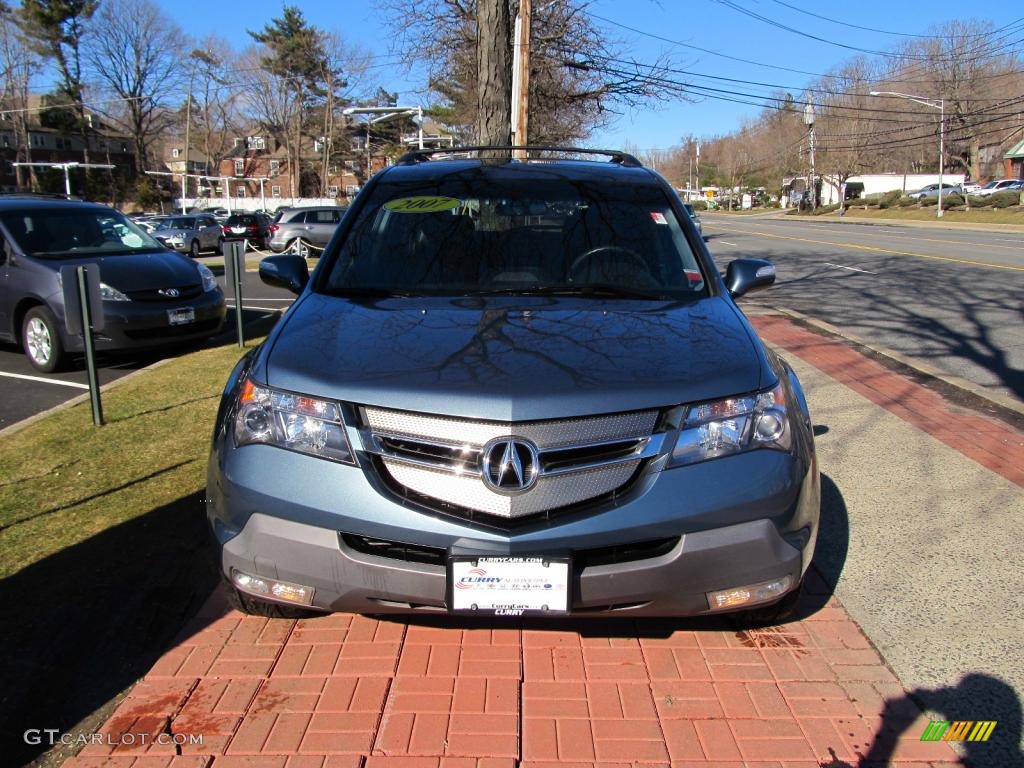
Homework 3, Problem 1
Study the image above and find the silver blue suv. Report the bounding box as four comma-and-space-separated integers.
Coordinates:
207, 148, 819, 621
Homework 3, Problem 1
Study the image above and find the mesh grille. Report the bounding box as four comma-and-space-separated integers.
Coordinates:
383, 458, 641, 518
364, 407, 658, 449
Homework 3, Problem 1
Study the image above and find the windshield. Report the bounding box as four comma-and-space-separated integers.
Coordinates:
1, 208, 165, 258
227, 215, 257, 225
322, 177, 707, 299
153, 217, 196, 230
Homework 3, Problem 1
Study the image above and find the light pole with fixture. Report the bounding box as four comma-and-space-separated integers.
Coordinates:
869, 91, 945, 218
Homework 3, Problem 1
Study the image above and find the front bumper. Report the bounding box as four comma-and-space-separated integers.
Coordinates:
59, 289, 227, 353
208, 440, 819, 616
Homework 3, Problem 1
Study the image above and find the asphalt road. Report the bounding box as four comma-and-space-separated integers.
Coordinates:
702, 213, 1024, 402
0, 258, 295, 431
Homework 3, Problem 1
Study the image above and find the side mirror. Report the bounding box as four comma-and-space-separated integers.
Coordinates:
259, 254, 309, 294
725, 258, 776, 298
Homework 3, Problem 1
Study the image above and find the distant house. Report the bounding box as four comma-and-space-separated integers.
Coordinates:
1003, 138, 1024, 180
0, 106, 136, 193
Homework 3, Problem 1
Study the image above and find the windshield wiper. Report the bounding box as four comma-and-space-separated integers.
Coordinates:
467, 283, 669, 300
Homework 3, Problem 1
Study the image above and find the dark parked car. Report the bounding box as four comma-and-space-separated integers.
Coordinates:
207, 147, 819, 621
267, 206, 346, 255
222, 212, 271, 250
0, 199, 226, 372
681, 202, 704, 239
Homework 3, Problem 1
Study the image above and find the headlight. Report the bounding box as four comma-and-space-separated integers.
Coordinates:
233, 379, 354, 464
99, 282, 130, 302
197, 263, 218, 292
669, 383, 790, 467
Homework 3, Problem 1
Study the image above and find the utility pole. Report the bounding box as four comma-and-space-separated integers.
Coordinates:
804, 102, 816, 210
511, 0, 531, 159
695, 143, 700, 205
870, 91, 945, 219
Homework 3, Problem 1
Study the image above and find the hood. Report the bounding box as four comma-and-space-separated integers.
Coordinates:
153, 228, 193, 239
47, 250, 202, 292
262, 294, 769, 421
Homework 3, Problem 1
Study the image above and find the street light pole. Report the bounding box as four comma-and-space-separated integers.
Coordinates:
870, 91, 946, 219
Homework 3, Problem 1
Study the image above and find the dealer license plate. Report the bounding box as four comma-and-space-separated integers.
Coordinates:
167, 307, 195, 326
232, 227, 246, 233
449, 556, 570, 615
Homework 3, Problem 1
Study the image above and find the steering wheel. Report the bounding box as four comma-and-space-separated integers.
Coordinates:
568, 245, 657, 287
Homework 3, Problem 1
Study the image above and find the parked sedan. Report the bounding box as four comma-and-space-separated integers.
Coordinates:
0, 199, 226, 372
151, 214, 223, 256
907, 183, 963, 199
972, 179, 1022, 197
267, 206, 346, 255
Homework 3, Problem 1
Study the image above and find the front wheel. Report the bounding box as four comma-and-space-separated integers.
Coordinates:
189, 239, 201, 258
22, 305, 67, 373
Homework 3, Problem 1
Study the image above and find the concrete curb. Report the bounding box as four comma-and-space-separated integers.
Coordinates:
0, 310, 284, 440
766, 306, 1024, 419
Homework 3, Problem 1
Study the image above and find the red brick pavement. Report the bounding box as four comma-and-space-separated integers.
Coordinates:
60, 314, 1001, 768
750, 315, 1024, 488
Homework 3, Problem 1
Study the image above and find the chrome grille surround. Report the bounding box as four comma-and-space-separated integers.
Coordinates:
360, 406, 663, 519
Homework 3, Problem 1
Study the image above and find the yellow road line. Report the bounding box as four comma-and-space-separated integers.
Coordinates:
704, 224, 1024, 272
781, 225, 1024, 252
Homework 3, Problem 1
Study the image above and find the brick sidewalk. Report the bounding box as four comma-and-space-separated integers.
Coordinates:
64, 578, 963, 768
60, 312, 1024, 768
750, 315, 1024, 489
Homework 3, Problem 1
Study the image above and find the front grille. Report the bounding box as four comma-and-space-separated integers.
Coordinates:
339, 532, 678, 571
341, 533, 445, 566
360, 406, 663, 522
126, 284, 203, 302
575, 537, 679, 568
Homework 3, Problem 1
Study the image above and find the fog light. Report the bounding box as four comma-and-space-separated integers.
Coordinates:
231, 569, 314, 605
707, 575, 792, 611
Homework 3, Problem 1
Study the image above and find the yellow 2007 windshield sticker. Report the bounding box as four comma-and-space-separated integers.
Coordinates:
384, 196, 462, 213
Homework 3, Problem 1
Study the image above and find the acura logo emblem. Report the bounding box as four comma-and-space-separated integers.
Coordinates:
159, 288, 180, 297
480, 437, 539, 494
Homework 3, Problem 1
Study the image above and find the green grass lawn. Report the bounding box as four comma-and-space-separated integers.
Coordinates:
0, 342, 250, 580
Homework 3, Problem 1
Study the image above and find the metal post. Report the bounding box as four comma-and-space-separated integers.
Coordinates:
228, 240, 245, 348
696, 143, 700, 205
63, 164, 72, 197
937, 99, 945, 219
417, 105, 424, 150
224, 177, 232, 214
77, 265, 103, 426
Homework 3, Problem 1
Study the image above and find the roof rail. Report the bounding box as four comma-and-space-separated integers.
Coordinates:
395, 145, 643, 168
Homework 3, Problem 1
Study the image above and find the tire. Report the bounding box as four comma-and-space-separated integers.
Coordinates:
216, 238, 224, 255
292, 238, 311, 258
22, 305, 67, 373
189, 239, 200, 258
223, 575, 321, 619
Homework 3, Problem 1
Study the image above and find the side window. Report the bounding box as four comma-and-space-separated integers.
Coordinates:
294, 212, 309, 224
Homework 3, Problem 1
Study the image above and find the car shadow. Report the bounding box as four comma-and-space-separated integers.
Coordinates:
0, 490, 218, 767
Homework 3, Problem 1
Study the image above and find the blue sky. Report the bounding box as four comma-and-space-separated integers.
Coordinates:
151, 0, 1020, 152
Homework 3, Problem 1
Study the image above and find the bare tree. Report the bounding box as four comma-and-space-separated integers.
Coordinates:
237, 45, 300, 194
380, 0, 690, 145
83, 0, 183, 171
0, 6, 42, 188
476, 0, 511, 145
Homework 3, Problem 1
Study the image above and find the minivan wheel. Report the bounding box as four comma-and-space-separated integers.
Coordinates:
189, 239, 200, 258
22, 306, 67, 373
223, 576, 321, 619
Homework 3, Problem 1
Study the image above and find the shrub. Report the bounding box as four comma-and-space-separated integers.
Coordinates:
967, 195, 991, 207
941, 194, 964, 210
920, 197, 938, 207
898, 196, 917, 207
988, 190, 1022, 209
877, 190, 903, 209
689, 199, 708, 211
